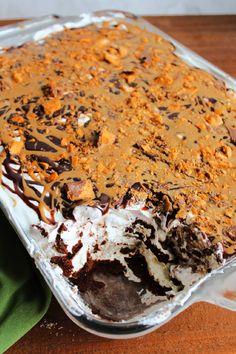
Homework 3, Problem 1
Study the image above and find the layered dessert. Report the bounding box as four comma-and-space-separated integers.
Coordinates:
0, 17, 236, 321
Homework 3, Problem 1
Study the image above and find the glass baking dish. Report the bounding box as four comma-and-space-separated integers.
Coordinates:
0, 10, 236, 339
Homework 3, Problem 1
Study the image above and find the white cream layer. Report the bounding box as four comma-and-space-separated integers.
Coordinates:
35, 202, 221, 305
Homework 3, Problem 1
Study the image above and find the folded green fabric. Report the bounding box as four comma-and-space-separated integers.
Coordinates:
0, 210, 51, 353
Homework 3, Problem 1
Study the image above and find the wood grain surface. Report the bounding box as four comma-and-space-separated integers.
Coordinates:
3, 15, 236, 354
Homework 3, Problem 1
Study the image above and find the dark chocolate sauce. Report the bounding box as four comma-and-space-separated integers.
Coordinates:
2, 155, 55, 223
2, 155, 41, 218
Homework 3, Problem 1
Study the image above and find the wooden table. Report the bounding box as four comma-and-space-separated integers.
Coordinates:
4, 15, 236, 354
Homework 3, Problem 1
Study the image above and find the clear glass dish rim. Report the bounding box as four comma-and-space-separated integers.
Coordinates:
0, 10, 235, 338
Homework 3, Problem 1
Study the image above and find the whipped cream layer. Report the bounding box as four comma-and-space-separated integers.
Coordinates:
34, 201, 225, 318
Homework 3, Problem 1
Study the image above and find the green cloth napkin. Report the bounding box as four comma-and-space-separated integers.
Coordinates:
0, 209, 51, 353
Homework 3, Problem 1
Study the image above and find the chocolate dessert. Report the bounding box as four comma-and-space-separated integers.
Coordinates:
0, 18, 235, 321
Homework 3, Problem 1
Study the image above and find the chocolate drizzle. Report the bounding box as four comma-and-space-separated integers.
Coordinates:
2, 155, 41, 218
0, 20, 234, 249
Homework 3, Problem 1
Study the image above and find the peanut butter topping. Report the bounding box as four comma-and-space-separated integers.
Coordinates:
0, 20, 235, 254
